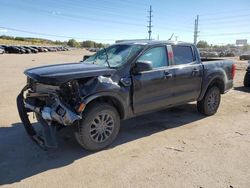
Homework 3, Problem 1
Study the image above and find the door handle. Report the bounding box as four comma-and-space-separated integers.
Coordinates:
192, 68, 199, 76
192, 68, 200, 76
192, 68, 199, 73
163, 71, 173, 79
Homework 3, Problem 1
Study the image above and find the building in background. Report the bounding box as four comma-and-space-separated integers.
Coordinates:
236, 39, 248, 46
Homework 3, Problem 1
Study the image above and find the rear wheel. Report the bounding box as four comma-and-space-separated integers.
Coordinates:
197, 86, 221, 116
75, 102, 120, 151
244, 72, 250, 87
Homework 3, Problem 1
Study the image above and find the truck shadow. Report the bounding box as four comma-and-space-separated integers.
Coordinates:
0, 103, 204, 185
234, 86, 250, 93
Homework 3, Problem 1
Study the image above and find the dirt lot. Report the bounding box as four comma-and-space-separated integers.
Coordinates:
0, 50, 250, 188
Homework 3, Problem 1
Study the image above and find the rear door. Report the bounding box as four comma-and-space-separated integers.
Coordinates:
170, 45, 203, 103
132, 46, 176, 114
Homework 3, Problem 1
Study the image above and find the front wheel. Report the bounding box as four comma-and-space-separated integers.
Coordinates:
197, 86, 221, 116
75, 102, 120, 151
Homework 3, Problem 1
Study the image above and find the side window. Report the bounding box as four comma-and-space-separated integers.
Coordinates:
137, 47, 168, 68
172, 45, 194, 65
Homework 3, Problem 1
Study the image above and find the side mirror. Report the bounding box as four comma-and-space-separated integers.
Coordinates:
83, 55, 91, 61
134, 60, 153, 73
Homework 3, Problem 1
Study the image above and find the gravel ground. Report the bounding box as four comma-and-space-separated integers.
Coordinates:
0, 51, 249, 188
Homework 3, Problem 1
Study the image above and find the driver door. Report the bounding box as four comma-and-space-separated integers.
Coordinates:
132, 46, 176, 114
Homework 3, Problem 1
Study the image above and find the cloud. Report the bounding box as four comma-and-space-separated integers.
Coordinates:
0, 28, 8, 33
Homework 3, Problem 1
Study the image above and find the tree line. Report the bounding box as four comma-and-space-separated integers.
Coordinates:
67, 39, 105, 48
0, 35, 106, 48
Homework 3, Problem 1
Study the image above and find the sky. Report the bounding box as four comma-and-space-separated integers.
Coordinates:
0, 0, 250, 45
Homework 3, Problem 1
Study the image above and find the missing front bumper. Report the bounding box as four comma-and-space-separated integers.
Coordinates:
16, 86, 57, 149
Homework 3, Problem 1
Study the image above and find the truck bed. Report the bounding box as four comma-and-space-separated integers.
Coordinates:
201, 58, 224, 62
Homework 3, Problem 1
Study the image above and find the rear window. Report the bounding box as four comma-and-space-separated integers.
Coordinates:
172, 45, 194, 65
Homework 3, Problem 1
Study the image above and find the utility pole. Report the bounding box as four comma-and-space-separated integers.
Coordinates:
194, 15, 199, 44
194, 18, 197, 44
147, 5, 153, 40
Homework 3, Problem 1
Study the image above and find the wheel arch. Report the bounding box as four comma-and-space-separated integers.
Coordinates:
198, 76, 225, 101
83, 93, 127, 120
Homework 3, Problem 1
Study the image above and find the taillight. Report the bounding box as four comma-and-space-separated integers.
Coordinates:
232, 64, 236, 79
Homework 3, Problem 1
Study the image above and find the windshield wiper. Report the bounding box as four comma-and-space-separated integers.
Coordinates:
103, 47, 111, 68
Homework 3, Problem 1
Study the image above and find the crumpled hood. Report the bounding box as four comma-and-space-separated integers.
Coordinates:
24, 62, 116, 85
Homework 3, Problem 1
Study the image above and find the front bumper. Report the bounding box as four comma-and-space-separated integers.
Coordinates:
17, 81, 83, 149
16, 85, 47, 149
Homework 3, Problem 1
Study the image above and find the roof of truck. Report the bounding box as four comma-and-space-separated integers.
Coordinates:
115, 39, 193, 46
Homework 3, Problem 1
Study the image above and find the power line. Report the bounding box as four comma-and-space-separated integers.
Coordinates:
2, 2, 194, 35
9, 0, 194, 32
199, 22, 250, 31
199, 31, 250, 37
1, 2, 145, 27
199, 8, 250, 17
200, 14, 250, 23
202, 13, 250, 21
44, 0, 146, 15
56, 1, 145, 20
71, 0, 149, 8
0, 26, 116, 41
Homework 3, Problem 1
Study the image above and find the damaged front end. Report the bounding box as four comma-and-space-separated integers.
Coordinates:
17, 78, 84, 149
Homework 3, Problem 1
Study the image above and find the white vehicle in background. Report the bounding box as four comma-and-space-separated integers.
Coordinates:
0, 48, 5, 54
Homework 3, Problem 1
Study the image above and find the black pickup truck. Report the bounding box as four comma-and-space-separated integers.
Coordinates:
244, 60, 250, 87
17, 40, 235, 151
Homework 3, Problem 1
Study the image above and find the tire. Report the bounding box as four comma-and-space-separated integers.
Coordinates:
75, 102, 120, 151
197, 86, 221, 116
244, 72, 250, 87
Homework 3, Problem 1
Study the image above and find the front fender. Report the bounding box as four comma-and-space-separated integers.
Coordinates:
82, 91, 129, 119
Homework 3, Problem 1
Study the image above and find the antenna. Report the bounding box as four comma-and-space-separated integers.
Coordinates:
168, 33, 174, 40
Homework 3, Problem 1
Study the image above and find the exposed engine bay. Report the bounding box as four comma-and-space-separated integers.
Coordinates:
17, 74, 122, 149
17, 78, 86, 148
24, 78, 83, 126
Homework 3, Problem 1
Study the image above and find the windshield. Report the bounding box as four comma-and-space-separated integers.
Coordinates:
83, 44, 144, 68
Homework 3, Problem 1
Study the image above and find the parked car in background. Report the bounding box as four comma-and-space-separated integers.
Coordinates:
5, 46, 21, 53
225, 51, 235, 57
207, 51, 219, 57
89, 48, 99, 52
0, 48, 4, 54
47, 47, 57, 52
30, 46, 40, 52
219, 51, 226, 57
0, 45, 70, 54
24, 47, 32, 54
240, 54, 250, 60
36, 47, 45, 52
63, 47, 69, 51
24, 46, 38, 53
41, 47, 47, 52
0, 45, 5, 54
199, 50, 208, 58
41, 47, 48, 52
17, 46, 31, 54
0, 45, 7, 50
